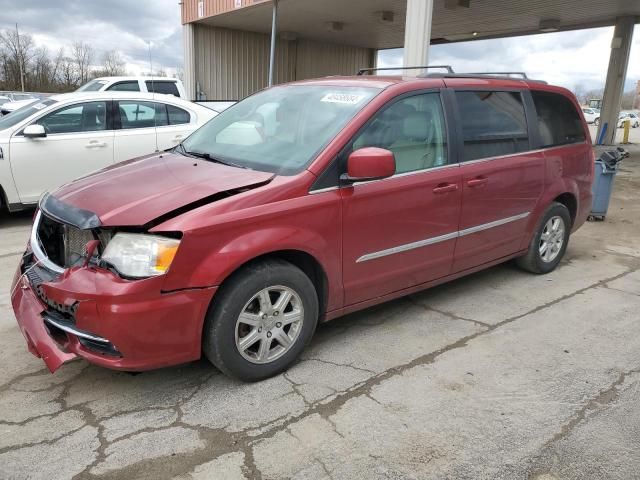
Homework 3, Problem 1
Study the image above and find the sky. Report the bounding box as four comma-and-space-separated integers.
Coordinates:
379, 25, 640, 93
0, 0, 183, 76
1, 1, 639, 93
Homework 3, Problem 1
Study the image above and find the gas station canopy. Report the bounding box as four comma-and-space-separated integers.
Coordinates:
181, 0, 638, 144
184, 0, 640, 48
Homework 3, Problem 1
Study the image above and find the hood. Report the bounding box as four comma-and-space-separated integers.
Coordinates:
49, 152, 274, 227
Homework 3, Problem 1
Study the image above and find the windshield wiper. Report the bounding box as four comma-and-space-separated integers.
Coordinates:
181, 148, 249, 170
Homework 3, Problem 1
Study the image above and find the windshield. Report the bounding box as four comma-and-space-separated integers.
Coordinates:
77, 79, 108, 92
0, 99, 56, 131
181, 85, 379, 175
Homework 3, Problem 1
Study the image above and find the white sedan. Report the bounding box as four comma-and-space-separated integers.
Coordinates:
581, 107, 599, 124
0, 92, 217, 210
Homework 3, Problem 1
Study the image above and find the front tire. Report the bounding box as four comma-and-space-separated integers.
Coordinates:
594, 118, 600, 126
202, 259, 319, 381
516, 202, 571, 274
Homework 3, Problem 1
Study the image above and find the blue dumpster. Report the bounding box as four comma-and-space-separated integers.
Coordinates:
589, 149, 622, 221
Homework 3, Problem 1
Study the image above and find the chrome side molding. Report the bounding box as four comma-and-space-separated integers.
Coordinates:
356, 212, 530, 263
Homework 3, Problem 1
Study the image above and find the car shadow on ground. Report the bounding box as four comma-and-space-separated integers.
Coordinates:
0, 208, 35, 228
55, 259, 522, 389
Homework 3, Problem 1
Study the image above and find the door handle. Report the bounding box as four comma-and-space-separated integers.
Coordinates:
85, 141, 107, 149
172, 135, 184, 143
467, 177, 488, 188
432, 183, 459, 194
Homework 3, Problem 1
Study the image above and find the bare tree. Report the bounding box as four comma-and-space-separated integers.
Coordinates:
97, 50, 127, 76
0, 28, 35, 90
620, 89, 636, 110
71, 41, 93, 85
58, 51, 80, 89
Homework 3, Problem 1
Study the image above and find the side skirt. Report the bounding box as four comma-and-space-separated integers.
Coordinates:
322, 250, 528, 322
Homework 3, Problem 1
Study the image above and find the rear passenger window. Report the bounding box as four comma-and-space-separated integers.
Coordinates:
167, 105, 191, 125
531, 91, 586, 147
117, 101, 168, 129
107, 81, 140, 92
146, 81, 180, 97
455, 91, 529, 162
351, 93, 448, 174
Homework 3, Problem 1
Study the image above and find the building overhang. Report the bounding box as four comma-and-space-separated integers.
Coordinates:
182, 0, 640, 49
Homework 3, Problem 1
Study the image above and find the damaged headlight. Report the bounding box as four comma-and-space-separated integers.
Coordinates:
102, 233, 180, 278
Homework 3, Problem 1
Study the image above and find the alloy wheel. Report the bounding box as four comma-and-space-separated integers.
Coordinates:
235, 285, 304, 364
539, 216, 565, 263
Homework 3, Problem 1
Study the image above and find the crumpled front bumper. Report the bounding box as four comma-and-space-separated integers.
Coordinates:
11, 255, 217, 373
11, 272, 76, 372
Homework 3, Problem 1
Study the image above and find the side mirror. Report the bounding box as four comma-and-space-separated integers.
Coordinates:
343, 147, 396, 183
23, 124, 46, 138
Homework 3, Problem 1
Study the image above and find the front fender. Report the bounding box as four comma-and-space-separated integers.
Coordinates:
0, 140, 21, 207
194, 226, 335, 287
159, 191, 343, 312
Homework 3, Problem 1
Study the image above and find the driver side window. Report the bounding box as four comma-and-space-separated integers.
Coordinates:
37, 101, 108, 135
351, 93, 448, 174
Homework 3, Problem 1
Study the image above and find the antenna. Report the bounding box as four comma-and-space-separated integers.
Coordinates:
148, 41, 159, 153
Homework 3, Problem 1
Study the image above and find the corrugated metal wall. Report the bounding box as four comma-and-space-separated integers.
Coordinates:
295, 40, 375, 79
193, 25, 374, 100
194, 25, 295, 100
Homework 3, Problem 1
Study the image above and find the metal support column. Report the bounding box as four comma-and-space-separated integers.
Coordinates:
182, 23, 197, 100
268, 0, 278, 87
596, 16, 636, 145
403, 0, 434, 74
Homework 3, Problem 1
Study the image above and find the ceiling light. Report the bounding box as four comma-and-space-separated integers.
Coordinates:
539, 19, 561, 32
443, 32, 478, 41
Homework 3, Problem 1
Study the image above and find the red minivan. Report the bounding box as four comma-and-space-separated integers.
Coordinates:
11, 74, 593, 380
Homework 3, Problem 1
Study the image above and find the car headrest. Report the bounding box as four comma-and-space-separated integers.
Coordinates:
402, 111, 433, 141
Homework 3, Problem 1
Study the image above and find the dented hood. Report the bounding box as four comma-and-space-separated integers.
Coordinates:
48, 152, 274, 227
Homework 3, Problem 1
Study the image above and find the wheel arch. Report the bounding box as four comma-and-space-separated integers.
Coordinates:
213, 249, 330, 321
553, 192, 577, 226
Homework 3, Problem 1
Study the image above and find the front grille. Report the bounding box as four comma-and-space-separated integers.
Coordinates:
64, 225, 94, 267
36, 213, 110, 270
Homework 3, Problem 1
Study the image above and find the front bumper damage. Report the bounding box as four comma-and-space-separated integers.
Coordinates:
11, 251, 217, 373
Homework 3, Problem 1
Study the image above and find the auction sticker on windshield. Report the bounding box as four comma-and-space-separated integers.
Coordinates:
321, 93, 366, 105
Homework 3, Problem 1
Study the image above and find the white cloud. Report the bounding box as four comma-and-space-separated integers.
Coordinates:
378, 25, 640, 92
1, 0, 183, 76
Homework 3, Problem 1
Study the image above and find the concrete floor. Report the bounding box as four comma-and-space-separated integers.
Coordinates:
1, 142, 639, 480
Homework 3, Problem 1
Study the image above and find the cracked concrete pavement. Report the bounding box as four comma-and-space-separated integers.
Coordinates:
1, 145, 639, 479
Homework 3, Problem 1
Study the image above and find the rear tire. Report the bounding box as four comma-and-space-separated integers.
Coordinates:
594, 118, 600, 126
202, 259, 318, 381
516, 202, 571, 274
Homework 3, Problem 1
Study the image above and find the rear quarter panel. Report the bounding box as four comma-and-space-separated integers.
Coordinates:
520, 85, 594, 244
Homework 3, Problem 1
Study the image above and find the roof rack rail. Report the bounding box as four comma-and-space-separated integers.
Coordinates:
357, 65, 454, 76
464, 71, 529, 79
420, 73, 547, 84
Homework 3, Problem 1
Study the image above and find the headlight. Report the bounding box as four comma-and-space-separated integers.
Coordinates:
102, 233, 180, 278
